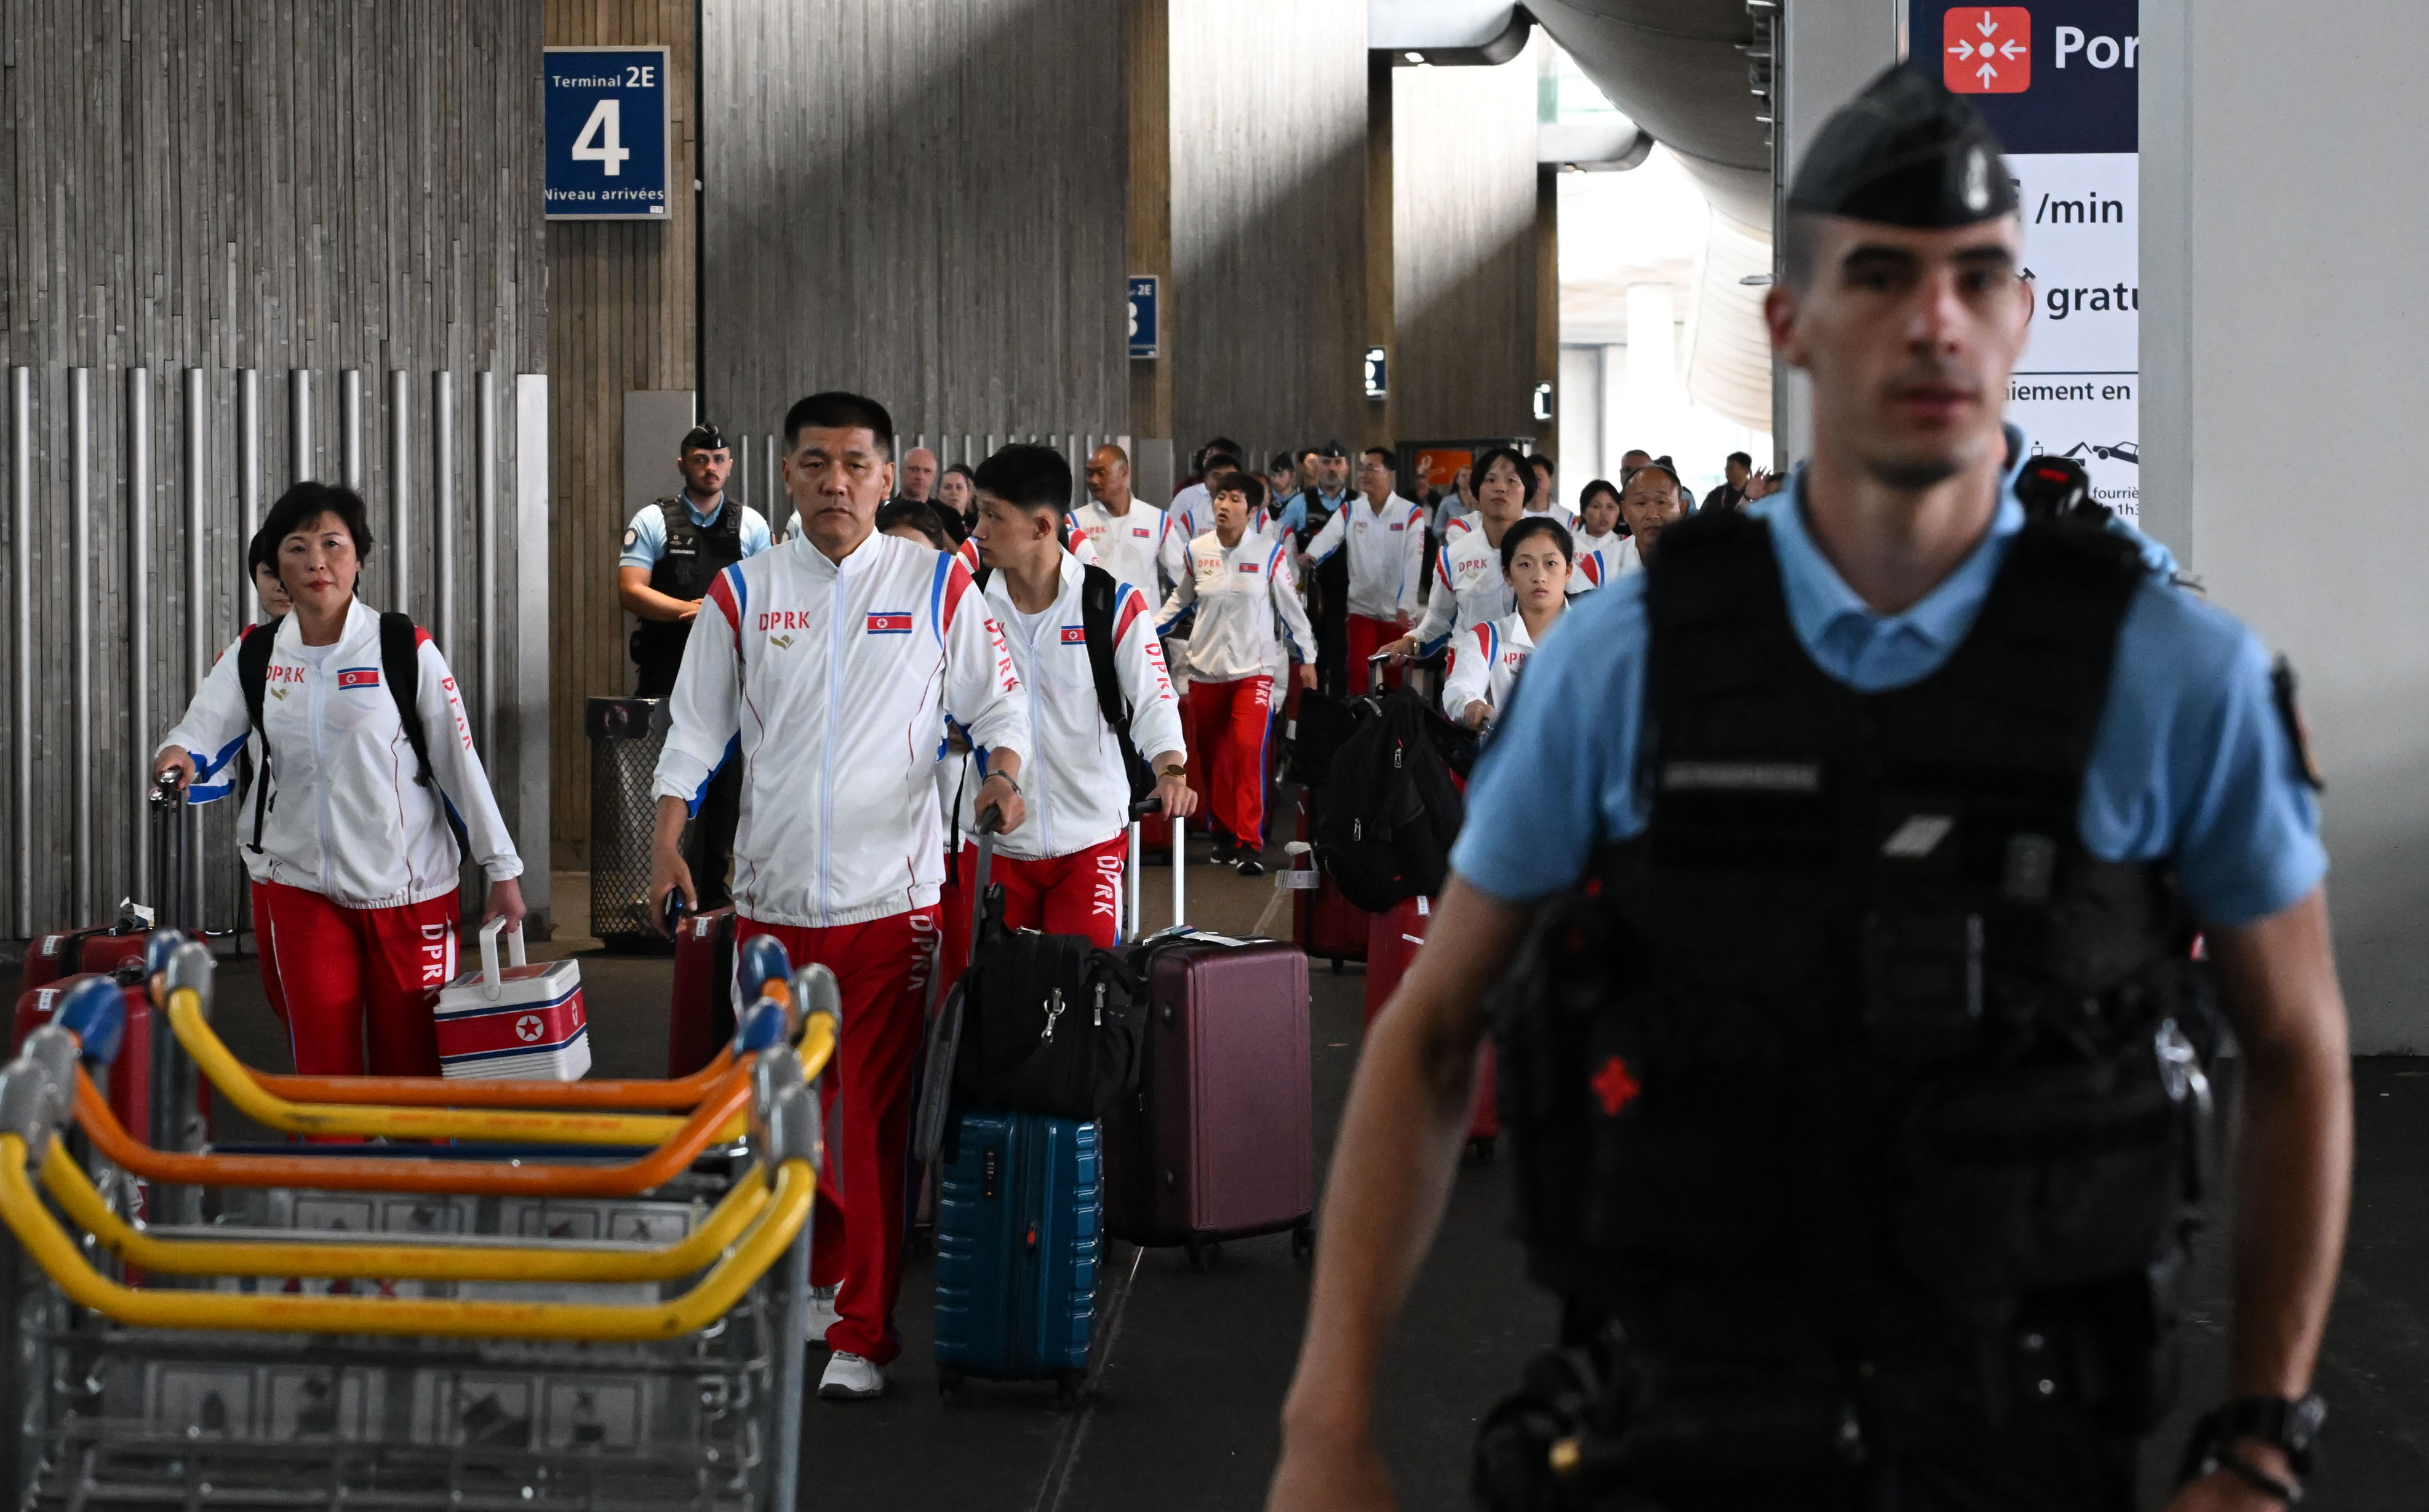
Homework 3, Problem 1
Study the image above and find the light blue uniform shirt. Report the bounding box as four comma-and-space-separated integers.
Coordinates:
1453, 461, 2324, 928
618, 495, 773, 571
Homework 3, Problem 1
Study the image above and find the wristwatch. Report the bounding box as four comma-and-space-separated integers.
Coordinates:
2179, 1395, 2326, 1503
1159, 764, 1187, 779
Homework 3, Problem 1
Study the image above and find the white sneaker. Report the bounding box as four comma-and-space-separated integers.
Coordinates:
817, 1351, 886, 1400
803, 1284, 840, 1346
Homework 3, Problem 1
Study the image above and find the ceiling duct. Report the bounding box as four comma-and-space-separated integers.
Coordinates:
1518, 0, 1774, 230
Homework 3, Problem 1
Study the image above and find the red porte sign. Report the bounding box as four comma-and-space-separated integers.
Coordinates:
1945, 7, 2031, 94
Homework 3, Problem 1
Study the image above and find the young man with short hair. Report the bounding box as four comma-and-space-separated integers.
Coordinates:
1157, 470, 1317, 873
647, 391, 1029, 1404
945, 445, 1192, 974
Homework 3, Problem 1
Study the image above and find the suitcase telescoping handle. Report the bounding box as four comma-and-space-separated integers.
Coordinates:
476, 916, 530, 1001
148, 773, 188, 933
1368, 649, 1390, 696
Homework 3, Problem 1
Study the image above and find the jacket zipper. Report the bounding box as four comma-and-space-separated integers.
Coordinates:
817, 565, 846, 918
308, 647, 335, 896
1027, 610, 1054, 854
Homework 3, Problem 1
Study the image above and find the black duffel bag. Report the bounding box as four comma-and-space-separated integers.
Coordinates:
915, 826, 1145, 1155
955, 925, 1143, 1123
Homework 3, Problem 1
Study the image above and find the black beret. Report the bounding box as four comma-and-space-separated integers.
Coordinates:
679, 423, 728, 453
1787, 66, 2016, 228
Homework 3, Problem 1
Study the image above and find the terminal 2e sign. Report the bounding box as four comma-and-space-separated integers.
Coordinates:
545, 47, 672, 221
1916, 2, 2140, 520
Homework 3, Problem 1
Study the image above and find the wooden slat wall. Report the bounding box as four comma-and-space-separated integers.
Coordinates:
1167, 0, 1368, 460
0, 0, 544, 938
699, 0, 1128, 451
543, 0, 696, 868
1389, 46, 1544, 446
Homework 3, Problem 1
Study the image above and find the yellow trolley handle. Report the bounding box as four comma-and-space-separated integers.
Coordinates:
0, 1132, 813, 1340
41, 1134, 773, 1284
162, 990, 693, 1145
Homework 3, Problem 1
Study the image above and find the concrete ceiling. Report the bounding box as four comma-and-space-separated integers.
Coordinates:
1520, 0, 1774, 231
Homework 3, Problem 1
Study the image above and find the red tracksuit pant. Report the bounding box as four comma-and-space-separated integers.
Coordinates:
736, 906, 938, 1366
254, 880, 458, 1076
1346, 613, 1404, 691
935, 833, 1127, 996
1189, 674, 1275, 851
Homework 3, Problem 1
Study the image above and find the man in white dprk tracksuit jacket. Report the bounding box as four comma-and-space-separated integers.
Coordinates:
936, 444, 1194, 986
1155, 469, 1318, 871
648, 392, 1031, 1404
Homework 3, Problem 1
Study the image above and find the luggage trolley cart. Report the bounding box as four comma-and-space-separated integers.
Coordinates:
0, 949, 836, 1511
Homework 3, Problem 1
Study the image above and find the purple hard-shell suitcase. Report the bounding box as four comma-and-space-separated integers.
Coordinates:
1105, 826, 1315, 1262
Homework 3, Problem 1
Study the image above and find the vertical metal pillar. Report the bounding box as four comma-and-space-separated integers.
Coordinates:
476, 370, 498, 749
70, 370, 93, 921
289, 369, 311, 482
238, 370, 261, 621
184, 369, 210, 918
433, 372, 455, 654
10, 369, 30, 937
128, 370, 151, 901
389, 371, 412, 614
341, 369, 362, 490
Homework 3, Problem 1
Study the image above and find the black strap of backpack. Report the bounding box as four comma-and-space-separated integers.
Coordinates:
237, 618, 282, 854
381, 611, 475, 869
1079, 565, 1155, 803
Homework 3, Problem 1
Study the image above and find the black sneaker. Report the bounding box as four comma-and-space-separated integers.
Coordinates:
1211, 835, 1240, 863
1235, 857, 1267, 878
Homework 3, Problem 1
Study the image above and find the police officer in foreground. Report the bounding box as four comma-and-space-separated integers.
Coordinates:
1269, 68, 2348, 1512
618, 423, 771, 907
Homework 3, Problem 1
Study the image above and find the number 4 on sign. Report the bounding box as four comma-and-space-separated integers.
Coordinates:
572, 98, 629, 177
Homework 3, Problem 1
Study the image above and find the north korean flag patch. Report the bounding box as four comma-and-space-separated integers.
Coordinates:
1236, 562, 1260, 574
1059, 626, 1088, 645
866, 611, 913, 635
336, 667, 381, 690
1131, 527, 1151, 538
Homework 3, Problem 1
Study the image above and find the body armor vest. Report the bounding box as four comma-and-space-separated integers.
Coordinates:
632, 496, 746, 696
1498, 508, 2216, 1463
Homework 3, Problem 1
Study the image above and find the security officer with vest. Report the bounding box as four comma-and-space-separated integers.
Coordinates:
1268, 68, 2349, 1512
618, 423, 771, 907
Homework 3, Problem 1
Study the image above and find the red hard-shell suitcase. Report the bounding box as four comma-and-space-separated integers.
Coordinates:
19, 923, 151, 997
665, 905, 738, 1076
1360, 896, 1496, 1155
14, 975, 156, 1142
1106, 828, 1315, 1262
1292, 789, 1368, 969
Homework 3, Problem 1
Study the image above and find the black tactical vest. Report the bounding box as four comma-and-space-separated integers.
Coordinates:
1498, 507, 2216, 1454
631, 496, 746, 696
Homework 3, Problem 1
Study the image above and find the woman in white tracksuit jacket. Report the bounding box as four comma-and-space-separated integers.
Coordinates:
154, 482, 524, 1078
1442, 515, 1576, 733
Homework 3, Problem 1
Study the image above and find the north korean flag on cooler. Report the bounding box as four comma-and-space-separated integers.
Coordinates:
1059, 626, 1088, 645
337, 667, 381, 690
866, 611, 913, 634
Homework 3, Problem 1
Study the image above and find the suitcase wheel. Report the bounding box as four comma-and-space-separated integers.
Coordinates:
1185, 1239, 1222, 1271
1054, 1370, 1088, 1409
937, 1366, 964, 1399
1467, 1136, 1496, 1164
1329, 957, 1345, 974
1291, 1224, 1314, 1262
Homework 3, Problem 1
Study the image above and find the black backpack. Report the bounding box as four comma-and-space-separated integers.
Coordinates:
1314, 687, 1466, 911
236, 611, 469, 865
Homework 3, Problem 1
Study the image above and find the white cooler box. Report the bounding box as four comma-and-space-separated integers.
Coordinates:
433, 920, 592, 1080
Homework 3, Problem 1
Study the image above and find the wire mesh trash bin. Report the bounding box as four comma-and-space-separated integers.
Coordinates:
586, 698, 671, 952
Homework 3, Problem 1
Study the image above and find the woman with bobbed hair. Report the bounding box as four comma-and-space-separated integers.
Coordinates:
153, 481, 524, 1076
1442, 515, 1574, 732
